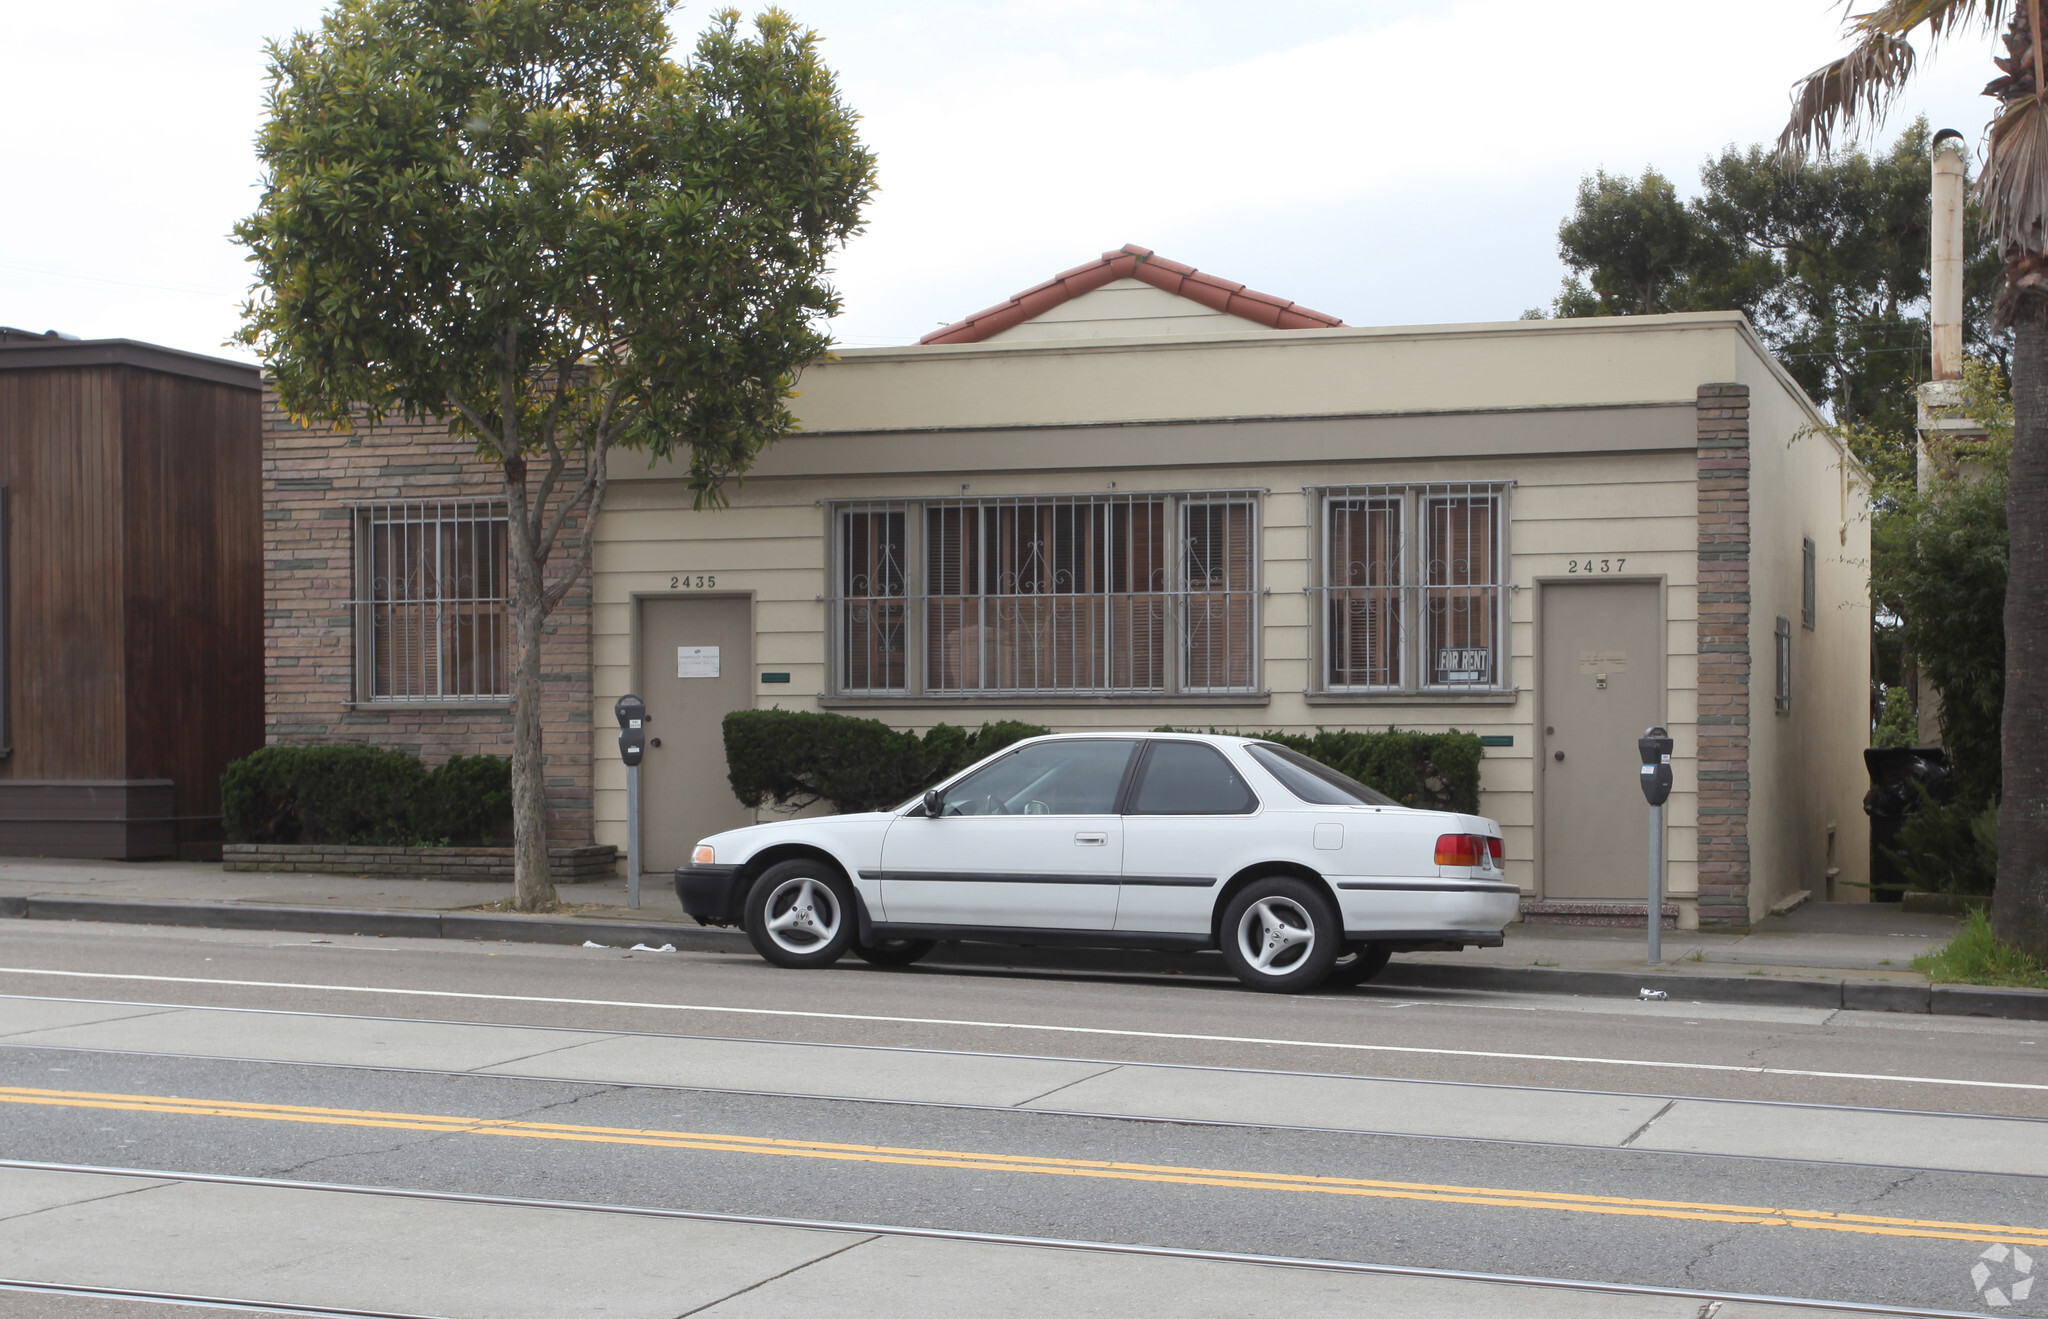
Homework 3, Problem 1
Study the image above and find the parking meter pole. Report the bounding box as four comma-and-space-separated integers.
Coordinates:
627, 762, 642, 910
1637, 725, 1674, 967
1648, 802, 1663, 965
614, 694, 648, 911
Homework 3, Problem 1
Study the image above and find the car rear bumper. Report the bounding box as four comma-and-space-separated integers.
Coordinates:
675, 864, 746, 926
1334, 880, 1519, 946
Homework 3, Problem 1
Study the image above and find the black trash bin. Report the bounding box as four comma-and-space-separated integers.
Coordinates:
1862, 747, 1955, 902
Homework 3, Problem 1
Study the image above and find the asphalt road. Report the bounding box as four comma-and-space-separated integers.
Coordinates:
0, 919, 2042, 1318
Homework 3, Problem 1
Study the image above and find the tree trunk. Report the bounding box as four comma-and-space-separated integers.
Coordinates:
508, 479, 559, 913
1996, 319, 2048, 956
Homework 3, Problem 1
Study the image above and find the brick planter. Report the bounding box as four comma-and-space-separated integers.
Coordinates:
223, 843, 617, 884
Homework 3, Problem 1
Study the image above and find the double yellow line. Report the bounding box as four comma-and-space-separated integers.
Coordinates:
5, 1084, 2044, 1249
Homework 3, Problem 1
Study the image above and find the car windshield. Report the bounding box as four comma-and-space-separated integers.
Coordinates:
1246, 743, 1400, 807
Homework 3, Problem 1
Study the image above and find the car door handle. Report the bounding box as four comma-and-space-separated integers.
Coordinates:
1074, 832, 1107, 846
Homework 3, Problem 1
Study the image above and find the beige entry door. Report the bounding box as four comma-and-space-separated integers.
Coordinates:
1540, 581, 1662, 901
637, 595, 755, 875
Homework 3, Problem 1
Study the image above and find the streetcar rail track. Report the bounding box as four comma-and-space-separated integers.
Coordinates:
0, 1159, 2003, 1319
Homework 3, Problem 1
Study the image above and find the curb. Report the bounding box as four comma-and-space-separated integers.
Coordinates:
2, 896, 734, 954
6, 895, 2047, 1022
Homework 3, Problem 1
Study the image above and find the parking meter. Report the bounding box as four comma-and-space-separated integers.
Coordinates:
615, 695, 647, 909
1637, 726, 1673, 807
1638, 725, 1673, 964
615, 694, 647, 767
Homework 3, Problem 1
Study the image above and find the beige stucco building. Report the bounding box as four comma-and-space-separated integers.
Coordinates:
590, 246, 1873, 929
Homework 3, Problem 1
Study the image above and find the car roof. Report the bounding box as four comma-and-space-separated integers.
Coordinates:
1013, 731, 1254, 746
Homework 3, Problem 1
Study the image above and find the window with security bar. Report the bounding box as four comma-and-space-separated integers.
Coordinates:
830, 493, 1258, 696
352, 502, 510, 701
1316, 483, 1509, 692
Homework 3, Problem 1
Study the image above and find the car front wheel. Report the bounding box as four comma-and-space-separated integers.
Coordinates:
744, 861, 856, 969
1218, 876, 1342, 993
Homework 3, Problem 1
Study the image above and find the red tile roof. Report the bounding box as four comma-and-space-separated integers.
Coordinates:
919, 243, 1344, 345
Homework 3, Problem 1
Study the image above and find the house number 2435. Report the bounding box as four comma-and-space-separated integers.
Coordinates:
670, 574, 718, 589
1566, 558, 1626, 574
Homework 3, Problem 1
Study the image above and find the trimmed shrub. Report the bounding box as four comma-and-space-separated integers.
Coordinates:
723, 711, 1484, 817
1164, 727, 1484, 814
723, 710, 1050, 814
221, 745, 512, 846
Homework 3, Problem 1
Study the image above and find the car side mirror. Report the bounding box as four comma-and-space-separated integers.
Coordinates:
922, 788, 944, 818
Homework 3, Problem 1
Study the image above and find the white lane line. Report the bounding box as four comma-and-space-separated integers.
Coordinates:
0, 965, 2040, 1094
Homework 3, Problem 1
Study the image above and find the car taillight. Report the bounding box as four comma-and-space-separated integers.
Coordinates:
1487, 836, 1504, 862
1434, 834, 1481, 867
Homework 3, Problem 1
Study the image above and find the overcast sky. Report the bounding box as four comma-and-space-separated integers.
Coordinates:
0, 1, 2011, 361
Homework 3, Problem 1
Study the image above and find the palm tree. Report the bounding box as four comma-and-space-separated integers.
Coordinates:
1781, 0, 2046, 956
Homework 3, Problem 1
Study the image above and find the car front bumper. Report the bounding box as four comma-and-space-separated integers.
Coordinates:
675, 864, 746, 926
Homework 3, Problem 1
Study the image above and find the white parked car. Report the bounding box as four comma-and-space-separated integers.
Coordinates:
677, 732, 1516, 993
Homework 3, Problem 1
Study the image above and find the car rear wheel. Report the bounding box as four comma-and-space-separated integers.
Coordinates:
1324, 942, 1393, 988
1218, 876, 1341, 993
851, 937, 936, 967
744, 861, 856, 969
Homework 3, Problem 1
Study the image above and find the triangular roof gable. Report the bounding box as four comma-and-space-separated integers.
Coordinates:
920, 243, 1343, 345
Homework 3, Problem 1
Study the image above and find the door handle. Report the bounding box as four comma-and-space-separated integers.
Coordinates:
1074, 833, 1107, 846
1553, 750, 1565, 762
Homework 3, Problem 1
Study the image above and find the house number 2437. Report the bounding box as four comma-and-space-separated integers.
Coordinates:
670, 574, 718, 589
1566, 558, 1626, 574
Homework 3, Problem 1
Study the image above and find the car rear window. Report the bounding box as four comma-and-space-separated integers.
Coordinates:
1246, 743, 1400, 807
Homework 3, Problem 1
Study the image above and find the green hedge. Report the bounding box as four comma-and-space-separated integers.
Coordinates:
723, 710, 1483, 816
222, 745, 513, 846
724, 710, 1050, 814
1238, 729, 1483, 814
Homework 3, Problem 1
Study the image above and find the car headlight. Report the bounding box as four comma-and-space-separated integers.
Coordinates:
692, 845, 716, 865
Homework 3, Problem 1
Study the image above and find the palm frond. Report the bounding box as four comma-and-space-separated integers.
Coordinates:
1777, 32, 1918, 161
1847, 0, 2009, 43
1981, 93, 2048, 251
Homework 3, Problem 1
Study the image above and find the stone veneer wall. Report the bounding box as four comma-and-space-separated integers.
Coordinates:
261, 390, 595, 844
1695, 383, 1752, 925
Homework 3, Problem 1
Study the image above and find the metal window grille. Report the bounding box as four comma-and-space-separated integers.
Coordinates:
350, 501, 510, 702
827, 492, 1258, 696
1802, 536, 1817, 629
1313, 482, 1509, 692
1776, 616, 1793, 715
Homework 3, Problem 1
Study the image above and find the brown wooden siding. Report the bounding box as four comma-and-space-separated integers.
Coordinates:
121, 367, 264, 827
0, 365, 126, 783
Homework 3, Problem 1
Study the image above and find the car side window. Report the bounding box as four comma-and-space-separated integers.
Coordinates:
939, 741, 1136, 816
1127, 742, 1260, 815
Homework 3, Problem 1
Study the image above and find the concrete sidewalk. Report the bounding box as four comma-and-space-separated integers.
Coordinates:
0, 855, 2041, 1019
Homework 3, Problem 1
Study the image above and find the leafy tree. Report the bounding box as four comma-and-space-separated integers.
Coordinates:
1546, 122, 2005, 489
237, 0, 876, 909
1783, 2, 2048, 956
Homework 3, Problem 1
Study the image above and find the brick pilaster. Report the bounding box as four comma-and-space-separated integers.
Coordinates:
1696, 383, 1751, 926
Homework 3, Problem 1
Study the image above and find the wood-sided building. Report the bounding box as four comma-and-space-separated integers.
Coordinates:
0, 329, 263, 859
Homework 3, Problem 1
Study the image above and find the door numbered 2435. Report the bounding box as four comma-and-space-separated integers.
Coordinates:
670, 574, 718, 589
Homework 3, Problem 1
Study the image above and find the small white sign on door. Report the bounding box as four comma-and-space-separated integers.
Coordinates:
677, 646, 721, 678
